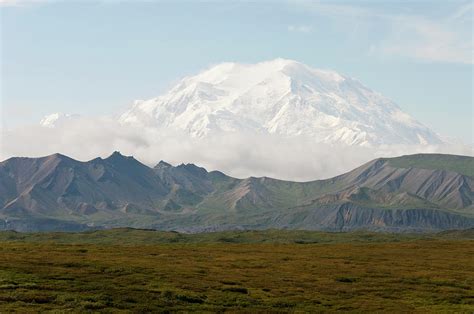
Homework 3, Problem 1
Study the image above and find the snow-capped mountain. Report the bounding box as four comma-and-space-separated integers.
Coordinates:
118, 59, 442, 146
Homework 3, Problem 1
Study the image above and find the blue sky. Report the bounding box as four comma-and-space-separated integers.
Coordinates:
1, 0, 473, 140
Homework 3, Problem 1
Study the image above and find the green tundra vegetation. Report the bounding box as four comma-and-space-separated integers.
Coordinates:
0, 229, 473, 312
384, 153, 474, 178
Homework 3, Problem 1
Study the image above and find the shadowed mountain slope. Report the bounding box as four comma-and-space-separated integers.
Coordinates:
0, 153, 472, 232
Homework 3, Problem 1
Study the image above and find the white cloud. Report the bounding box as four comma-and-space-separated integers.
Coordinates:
374, 12, 473, 64
449, 2, 473, 22
287, 25, 312, 33
293, 1, 473, 64
1, 117, 472, 181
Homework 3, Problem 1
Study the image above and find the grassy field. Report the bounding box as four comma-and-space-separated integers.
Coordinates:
0, 229, 473, 312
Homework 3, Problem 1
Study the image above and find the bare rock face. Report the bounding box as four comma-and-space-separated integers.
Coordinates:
0, 153, 472, 232
272, 203, 474, 232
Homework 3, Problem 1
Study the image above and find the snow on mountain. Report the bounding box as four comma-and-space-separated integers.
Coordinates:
40, 113, 80, 128
118, 59, 443, 146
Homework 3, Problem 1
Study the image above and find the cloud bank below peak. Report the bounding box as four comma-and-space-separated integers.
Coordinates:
2, 116, 472, 182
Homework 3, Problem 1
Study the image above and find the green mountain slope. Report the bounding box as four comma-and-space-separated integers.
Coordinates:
385, 154, 474, 177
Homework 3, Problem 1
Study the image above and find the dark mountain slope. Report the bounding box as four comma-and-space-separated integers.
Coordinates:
0, 152, 169, 217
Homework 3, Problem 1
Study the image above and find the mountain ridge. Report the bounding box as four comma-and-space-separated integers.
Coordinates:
0, 152, 472, 232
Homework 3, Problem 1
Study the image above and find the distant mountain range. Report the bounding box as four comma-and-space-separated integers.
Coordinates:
0, 153, 472, 232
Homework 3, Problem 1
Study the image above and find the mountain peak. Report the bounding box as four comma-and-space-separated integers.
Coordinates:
103, 152, 152, 174
47, 152, 68, 158
105, 151, 135, 163
263, 58, 311, 72
43, 153, 74, 163
177, 163, 208, 177
109, 151, 125, 157
118, 59, 443, 146
154, 160, 172, 169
